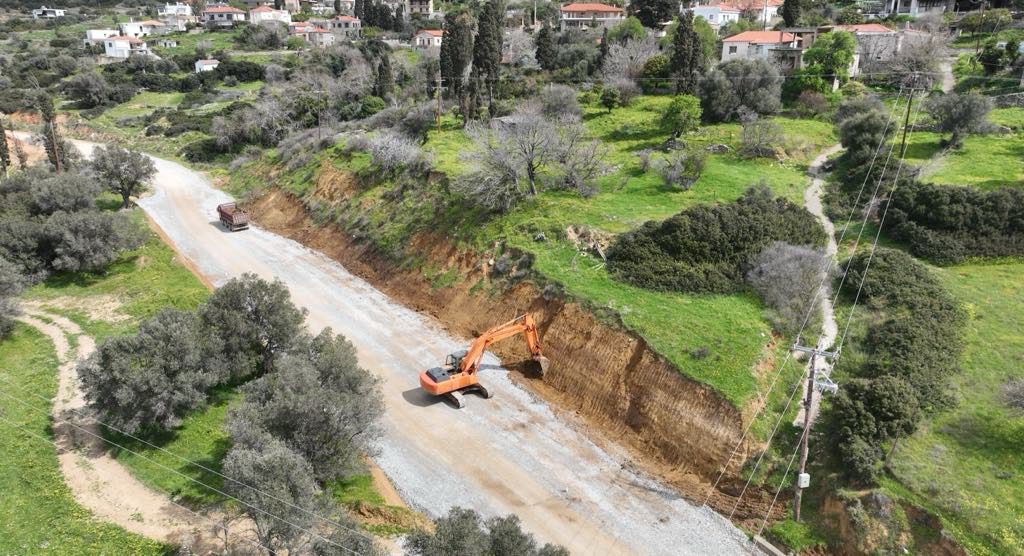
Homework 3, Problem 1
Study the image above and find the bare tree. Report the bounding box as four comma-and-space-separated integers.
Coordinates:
653, 148, 705, 190
602, 35, 660, 80
740, 116, 785, 158
746, 241, 831, 335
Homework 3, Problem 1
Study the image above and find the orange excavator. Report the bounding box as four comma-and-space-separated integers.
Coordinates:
419, 314, 550, 409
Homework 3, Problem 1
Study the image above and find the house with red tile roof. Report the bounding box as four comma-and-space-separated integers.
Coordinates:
559, 3, 625, 31
103, 35, 150, 58
414, 28, 443, 48
249, 5, 292, 24
721, 30, 795, 63
202, 5, 246, 26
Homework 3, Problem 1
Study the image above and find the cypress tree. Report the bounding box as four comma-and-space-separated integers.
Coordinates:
38, 94, 66, 172
472, 0, 504, 117
354, 0, 364, 19
373, 55, 394, 98
597, 27, 609, 73
440, 11, 474, 101
781, 0, 801, 27
534, 22, 556, 72
334, 0, 342, 13
0, 118, 10, 176
670, 13, 705, 95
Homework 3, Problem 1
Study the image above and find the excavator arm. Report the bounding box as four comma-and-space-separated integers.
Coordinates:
459, 314, 546, 375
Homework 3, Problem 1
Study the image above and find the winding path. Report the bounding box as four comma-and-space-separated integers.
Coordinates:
794, 145, 843, 428
15, 304, 229, 551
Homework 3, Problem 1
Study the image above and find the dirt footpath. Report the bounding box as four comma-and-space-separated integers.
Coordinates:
16, 305, 229, 552
68, 142, 755, 554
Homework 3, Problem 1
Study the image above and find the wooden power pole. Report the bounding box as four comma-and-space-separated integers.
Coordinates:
791, 344, 838, 522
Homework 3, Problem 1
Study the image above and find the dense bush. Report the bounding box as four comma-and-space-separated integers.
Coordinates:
0, 256, 26, 338
407, 507, 568, 556
698, 59, 782, 123
883, 181, 1024, 264
606, 186, 825, 294
828, 248, 964, 483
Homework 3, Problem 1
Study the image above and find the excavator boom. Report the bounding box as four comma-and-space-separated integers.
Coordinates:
419, 314, 550, 408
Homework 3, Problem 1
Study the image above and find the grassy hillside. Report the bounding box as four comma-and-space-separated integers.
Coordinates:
0, 325, 167, 555
229, 95, 836, 410
881, 260, 1024, 555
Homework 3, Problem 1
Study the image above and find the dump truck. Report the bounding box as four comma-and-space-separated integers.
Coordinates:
419, 314, 550, 409
217, 202, 249, 231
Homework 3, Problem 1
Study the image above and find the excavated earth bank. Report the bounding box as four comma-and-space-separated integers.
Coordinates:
247, 187, 781, 523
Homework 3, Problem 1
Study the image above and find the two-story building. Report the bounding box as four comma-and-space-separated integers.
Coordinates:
119, 20, 168, 38
326, 15, 361, 37
694, 0, 781, 27
406, 0, 433, 17
413, 28, 443, 48
249, 5, 292, 25
202, 5, 247, 27
687, 2, 740, 32
104, 36, 151, 58
559, 3, 625, 31
84, 29, 118, 45
32, 5, 65, 19
721, 30, 795, 63
158, 2, 193, 17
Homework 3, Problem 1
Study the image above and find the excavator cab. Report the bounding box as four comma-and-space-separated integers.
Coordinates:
445, 349, 468, 371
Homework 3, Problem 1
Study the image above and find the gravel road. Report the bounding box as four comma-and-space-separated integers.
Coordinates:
72, 140, 752, 555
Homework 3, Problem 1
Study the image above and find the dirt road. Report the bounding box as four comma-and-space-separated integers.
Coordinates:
65, 140, 751, 554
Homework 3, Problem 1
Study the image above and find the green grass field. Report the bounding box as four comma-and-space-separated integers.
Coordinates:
881, 260, 1024, 555
0, 325, 168, 555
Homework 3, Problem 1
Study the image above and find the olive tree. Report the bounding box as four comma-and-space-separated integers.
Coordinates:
199, 273, 307, 379
30, 172, 103, 215
925, 92, 993, 148
79, 309, 223, 433
43, 210, 144, 273
223, 439, 319, 553
407, 507, 568, 556
699, 59, 782, 123
227, 328, 383, 482
90, 145, 157, 209
837, 97, 893, 166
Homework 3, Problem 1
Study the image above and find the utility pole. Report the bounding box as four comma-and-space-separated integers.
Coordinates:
791, 343, 838, 522
435, 68, 445, 127
899, 86, 915, 158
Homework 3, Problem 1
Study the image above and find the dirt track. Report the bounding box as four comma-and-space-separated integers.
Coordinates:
58, 140, 753, 554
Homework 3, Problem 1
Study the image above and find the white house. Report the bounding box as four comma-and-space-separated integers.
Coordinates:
414, 28, 443, 48
688, 3, 740, 31
695, 0, 781, 26
195, 59, 220, 72
202, 5, 247, 26
104, 36, 150, 58
158, 2, 193, 17
249, 5, 292, 25
84, 29, 118, 44
158, 38, 179, 47
32, 6, 66, 19
721, 30, 795, 63
559, 3, 625, 31
119, 20, 167, 38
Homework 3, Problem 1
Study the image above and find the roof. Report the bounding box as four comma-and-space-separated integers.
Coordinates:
203, 5, 245, 13
715, 0, 782, 8
560, 3, 624, 13
250, 5, 274, 11
693, 3, 741, 12
831, 23, 895, 34
196, 59, 219, 64
723, 30, 795, 43
417, 29, 444, 36
308, 26, 330, 33
334, 14, 359, 21
138, 19, 165, 25
105, 35, 145, 43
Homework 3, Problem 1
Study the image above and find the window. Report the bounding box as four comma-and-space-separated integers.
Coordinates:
728, 45, 737, 54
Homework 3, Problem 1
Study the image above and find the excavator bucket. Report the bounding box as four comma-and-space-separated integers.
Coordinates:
534, 355, 551, 377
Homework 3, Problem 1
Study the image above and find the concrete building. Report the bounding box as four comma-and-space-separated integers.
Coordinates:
104, 36, 150, 58
406, 0, 433, 17
559, 3, 625, 31
158, 38, 179, 47
414, 28, 443, 48
326, 15, 361, 38
694, 0, 781, 26
158, 2, 193, 16
202, 5, 247, 26
84, 29, 118, 45
119, 20, 168, 38
307, 26, 336, 47
721, 30, 795, 63
688, 2, 740, 31
249, 5, 292, 25
195, 59, 220, 72
32, 6, 65, 19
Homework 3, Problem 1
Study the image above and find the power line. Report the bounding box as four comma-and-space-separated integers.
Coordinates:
0, 384, 365, 556
1, 314, 378, 546
0, 413, 274, 555
700, 86, 909, 513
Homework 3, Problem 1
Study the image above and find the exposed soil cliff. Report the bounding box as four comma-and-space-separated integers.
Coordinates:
247, 186, 781, 523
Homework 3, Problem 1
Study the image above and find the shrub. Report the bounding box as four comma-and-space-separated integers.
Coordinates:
1004, 379, 1024, 414
603, 77, 639, 106
351, 131, 432, 178
796, 90, 830, 118
653, 148, 705, 190
883, 181, 1024, 264
606, 186, 825, 294
0, 256, 25, 339
661, 94, 702, 138
360, 95, 386, 117
740, 116, 785, 158
837, 97, 893, 167
537, 84, 582, 120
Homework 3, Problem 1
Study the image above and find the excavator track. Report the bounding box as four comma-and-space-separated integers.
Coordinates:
470, 384, 492, 399
443, 391, 466, 409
